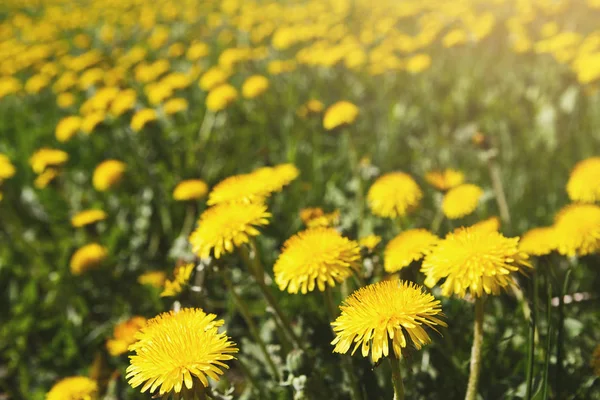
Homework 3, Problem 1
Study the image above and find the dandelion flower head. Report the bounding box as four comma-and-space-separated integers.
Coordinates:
323, 101, 359, 130
161, 263, 195, 297
93, 160, 126, 191
359, 234, 382, 251
519, 226, 557, 256
331, 279, 446, 363
138, 270, 167, 288
442, 183, 484, 219
173, 179, 209, 201
106, 316, 147, 356
242, 75, 269, 98
274, 228, 361, 294
384, 229, 439, 273
29, 148, 68, 174
367, 172, 423, 218
71, 209, 107, 228
34, 168, 59, 189
553, 203, 600, 256
126, 308, 238, 396
70, 243, 108, 275
46, 376, 98, 400
566, 156, 600, 203
425, 168, 465, 191
0, 153, 16, 181
206, 84, 238, 112
421, 227, 530, 298
189, 202, 270, 259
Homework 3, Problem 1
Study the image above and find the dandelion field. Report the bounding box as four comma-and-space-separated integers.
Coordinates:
1, 0, 600, 399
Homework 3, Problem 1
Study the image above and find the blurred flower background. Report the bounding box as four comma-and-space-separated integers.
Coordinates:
1, 0, 600, 399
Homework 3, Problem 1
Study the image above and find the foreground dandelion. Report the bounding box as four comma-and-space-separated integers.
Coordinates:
161, 263, 195, 297
553, 203, 600, 256
173, 179, 209, 201
323, 101, 359, 130
106, 316, 147, 356
442, 184, 483, 219
422, 227, 530, 400
46, 376, 98, 400
384, 229, 438, 273
425, 168, 465, 191
331, 280, 445, 398
127, 308, 238, 398
367, 172, 422, 219
70, 243, 108, 275
189, 202, 270, 259
71, 209, 107, 228
274, 228, 361, 294
566, 157, 600, 203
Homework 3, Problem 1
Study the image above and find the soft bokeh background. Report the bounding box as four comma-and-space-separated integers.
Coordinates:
1, 0, 599, 399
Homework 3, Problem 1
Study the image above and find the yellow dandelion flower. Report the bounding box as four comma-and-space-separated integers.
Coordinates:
57, 92, 75, 108
93, 160, 126, 191
469, 216, 501, 233
323, 101, 359, 130
161, 263, 195, 297
189, 202, 270, 259
70, 243, 108, 275
367, 172, 423, 218
421, 227, 530, 298
126, 308, 238, 396
274, 228, 360, 294
0, 154, 16, 181
138, 271, 167, 288
29, 148, 68, 174
206, 84, 238, 112
384, 229, 439, 273
199, 67, 230, 91
0, 76, 22, 98
25, 74, 49, 94
186, 42, 210, 61
71, 209, 107, 228
168, 42, 185, 58
34, 168, 59, 189
566, 157, 600, 203
173, 179, 209, 201
46, 376, 98, 400
300, 207, 325, 224
553, 204, 600, 256
359, 234, 382, 251
110, 89, 137, 117
242, 75, 269, 98
297, 99, 324, 118
425, 169, 465, 191
81, 112, 105, 135
106, 316, 147, 356
331, 279, 446, 363
163, 98, 188, 115
519, 227, 557, 256
131, 108, 157, 132
55, 115, 82, 142
442, 184, 484, 219
306, 210, 341, 228
405, 53, 432, 74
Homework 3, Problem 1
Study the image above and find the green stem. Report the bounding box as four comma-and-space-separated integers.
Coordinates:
465, 297, 485, 400
389, 356, 405, 400
555, 267, 572, 398
525, 273, 537, 400
487, 158, 511, 228
223, 275, 281, 381
324, 287, 363, 400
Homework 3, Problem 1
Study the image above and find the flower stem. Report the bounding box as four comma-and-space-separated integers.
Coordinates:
324, 287, 363, 400
223, 274, 281, 381
389, 356, 405, 400
465, 297, 485, 400
487, 158, 511, 228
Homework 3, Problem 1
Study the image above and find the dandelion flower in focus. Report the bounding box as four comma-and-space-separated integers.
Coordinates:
29, 148, 68, 174
46, 376, 98, 400
425, 169, 465, 191
359, 234, 382, 251
93, 160, 125, 191
34, 168, 59, 189
106, 316, 147, 356
161, 263, 195, 297
55, 115, 82, 142
173, 179, 208, 201
71, 209, 107, 228
242, 75, 269, 98
519, 226, 557, 256
367, 172, 422, 218
138, 271, 167, 288
442, 184, 484, 219
323, 101, 359, 130
206, 84, 238, 112
553, 204, 600, 256
331, 279, 446, 363
70, 243, 108, 275
274, 228, 360, 294
385, 229, 438, 273
130, 108, 157, 132
566, 157, 600, 203
421, 227, 530, 298
189, 202, 270, 259
126, 308, 238, 397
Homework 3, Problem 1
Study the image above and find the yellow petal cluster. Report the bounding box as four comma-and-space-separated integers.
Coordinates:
367, 172, 422, 218
384, 229, 439, 273
173, 179, 208, 201
46, 376, 98, 400
106, 316, 147, 356
71, 209, 107, 228
442, 183, 483, 219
